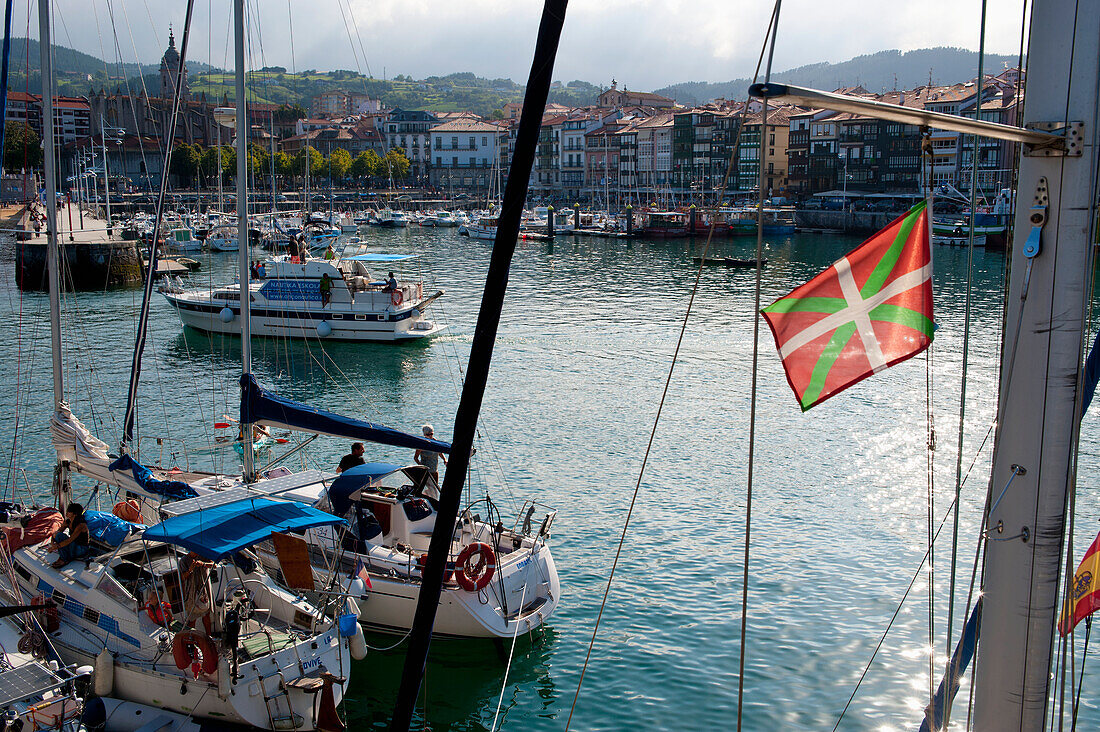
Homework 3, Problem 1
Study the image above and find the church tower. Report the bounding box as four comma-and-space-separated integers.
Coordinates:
159, 26, 188, 100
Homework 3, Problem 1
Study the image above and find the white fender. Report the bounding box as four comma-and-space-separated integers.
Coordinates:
317, 321, 332, 337
349, 623, 367, 661
93, 648, 114, 697
219, 306, 234, 323
218, 655, 231, 699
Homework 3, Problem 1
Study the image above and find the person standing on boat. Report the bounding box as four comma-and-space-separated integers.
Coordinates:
414, 425, 446, 486
320, 273, 333, 307
337, 442, 366, 474
46, 503, 90, 569
323, 244, 336, 260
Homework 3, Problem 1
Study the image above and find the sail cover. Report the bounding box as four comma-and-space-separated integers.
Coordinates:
240, 374, 452, 454
108, 455, 198, 500
143, 497, 342, 560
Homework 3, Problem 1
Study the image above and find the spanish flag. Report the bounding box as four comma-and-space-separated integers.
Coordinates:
1060, 530, 1100, 636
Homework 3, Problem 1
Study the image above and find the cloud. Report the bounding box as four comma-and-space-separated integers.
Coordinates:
40, 0, 1027, 90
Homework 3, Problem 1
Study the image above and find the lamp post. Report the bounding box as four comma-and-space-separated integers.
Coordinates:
99, 119, 124, 234
838, 150, 851, 229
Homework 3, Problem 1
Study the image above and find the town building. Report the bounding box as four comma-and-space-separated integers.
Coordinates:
428, 117, 505, 192
597, 80, 676, 110
383, 109, 439, 178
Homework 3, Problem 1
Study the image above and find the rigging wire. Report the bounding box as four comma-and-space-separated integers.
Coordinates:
945, 0, 988, 680
563, 3, 783, 728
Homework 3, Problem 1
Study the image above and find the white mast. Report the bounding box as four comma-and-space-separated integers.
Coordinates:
972, 0, 1099, 725
233, 0, 254, 481
38, 0, 68, 508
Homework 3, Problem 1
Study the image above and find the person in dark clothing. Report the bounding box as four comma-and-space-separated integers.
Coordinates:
47, 502, 90, 569
337, 442, 366, 473
320, 273, 333, 307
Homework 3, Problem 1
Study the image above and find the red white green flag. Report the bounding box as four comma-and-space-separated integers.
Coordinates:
761, 201, 934, 411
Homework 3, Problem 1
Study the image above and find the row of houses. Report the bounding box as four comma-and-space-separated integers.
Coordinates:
526, 69, 1023, 205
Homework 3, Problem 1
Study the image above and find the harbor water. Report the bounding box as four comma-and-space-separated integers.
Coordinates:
2, 225, 1099, 730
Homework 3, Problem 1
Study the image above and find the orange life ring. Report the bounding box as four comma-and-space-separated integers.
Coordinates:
454, 542, 496, 592
112, 499, 141, 522
391, 289, 403, 307
172, 630, 219, 677
146, 601, 173, 625
30, 595, 59, 633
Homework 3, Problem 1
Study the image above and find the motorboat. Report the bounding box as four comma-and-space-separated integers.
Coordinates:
638, 211, 689, 238
167, 228, 203, 252
162, 253, 447, 342
467, 216, 499, 241
206, 225, 238, 252
3, 493, 357, 730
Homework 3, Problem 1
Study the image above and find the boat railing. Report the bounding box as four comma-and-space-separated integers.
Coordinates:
511, 500, 556, 540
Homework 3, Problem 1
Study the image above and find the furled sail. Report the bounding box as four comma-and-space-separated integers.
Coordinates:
108, 455, 198, 500
239, 374, 452, 453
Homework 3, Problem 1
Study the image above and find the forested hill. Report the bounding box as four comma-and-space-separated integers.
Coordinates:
654, 47, 1021, 105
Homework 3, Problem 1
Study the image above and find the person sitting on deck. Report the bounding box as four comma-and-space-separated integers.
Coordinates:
337, 443, 366, 474
237, 424, 271, 443
46, 502, 90, 569
320, 273, 333, 307
384, 272, 398, 292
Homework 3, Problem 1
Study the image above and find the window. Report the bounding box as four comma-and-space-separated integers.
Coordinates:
452, 156, 458, 166
451, 136, 458, 148
769, 133, 775, 145
436, 156, 441, 165
482, 136, 488, 145
469, 136, 476, 148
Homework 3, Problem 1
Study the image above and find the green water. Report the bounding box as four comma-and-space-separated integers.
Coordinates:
2, 227, 1099, 730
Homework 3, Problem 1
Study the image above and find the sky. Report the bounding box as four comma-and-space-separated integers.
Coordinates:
35, 0, 1031, 90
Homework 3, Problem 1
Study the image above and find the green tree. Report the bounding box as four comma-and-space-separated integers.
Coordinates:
291, 146, 324, 181
328, 148, 352, 180
3, 121, 42, 171
248, 142, 270, 179
382, 148, 411, 180
168, 142, 199, 186
350, 150, 381, 180
273, 151, 291, 181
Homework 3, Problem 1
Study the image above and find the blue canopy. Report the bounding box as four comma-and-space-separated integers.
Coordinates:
240, 374, 451, 454
342, 253, 417, 263
142, 497, 343, 560
109, 455, 198, 500
327, 462, 402, 517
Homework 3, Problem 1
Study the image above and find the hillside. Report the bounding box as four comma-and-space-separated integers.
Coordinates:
654, 47, 1022, 105
5, 38, 1018, 115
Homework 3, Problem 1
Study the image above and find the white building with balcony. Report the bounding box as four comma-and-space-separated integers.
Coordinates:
428, 117, 505, 191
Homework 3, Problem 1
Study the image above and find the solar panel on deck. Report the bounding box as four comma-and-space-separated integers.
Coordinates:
159, 470, 329, 517
0, 663, 63, 706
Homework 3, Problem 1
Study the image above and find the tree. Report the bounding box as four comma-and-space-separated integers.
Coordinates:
248, 142, 269, 179
328, 148, 352, 180
3, 121, 42, 171
169, 142, 199, 186
491, 108, 505, 120
291, 146, 324, 181
350, 150, 381, 181
273, 151, 291, 181
382, 148, 411, 180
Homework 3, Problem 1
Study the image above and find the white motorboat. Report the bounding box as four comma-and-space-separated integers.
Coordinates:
206, 225, 238, 252
167, 227, 203, 253
258, 463, 560, 639
162, 253, 446, 342
5, 494, 357, 731
467, 216, 499, 241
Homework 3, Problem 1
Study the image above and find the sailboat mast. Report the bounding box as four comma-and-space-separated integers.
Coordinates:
38, 0, 66, 508
0, 0, 15, 177
233, 0, 254, 480
973, 0, 1100, 726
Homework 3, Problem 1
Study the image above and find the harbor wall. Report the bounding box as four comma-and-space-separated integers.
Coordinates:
16, 236, 142, 290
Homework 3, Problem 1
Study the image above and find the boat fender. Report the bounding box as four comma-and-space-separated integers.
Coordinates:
348, 622, 367, 660
317, 321, 332, 338
454, 543, 497, 592
146, 601, 173, 626
94, 648, 114, 697
219, 307, 234, 323
391, 290, 403, 307
172, 631, 219, 678
218, 655, 232, 698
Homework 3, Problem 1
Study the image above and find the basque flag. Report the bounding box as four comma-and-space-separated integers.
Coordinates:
1060, 530, 1100, 636
762, 201, 934, 411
